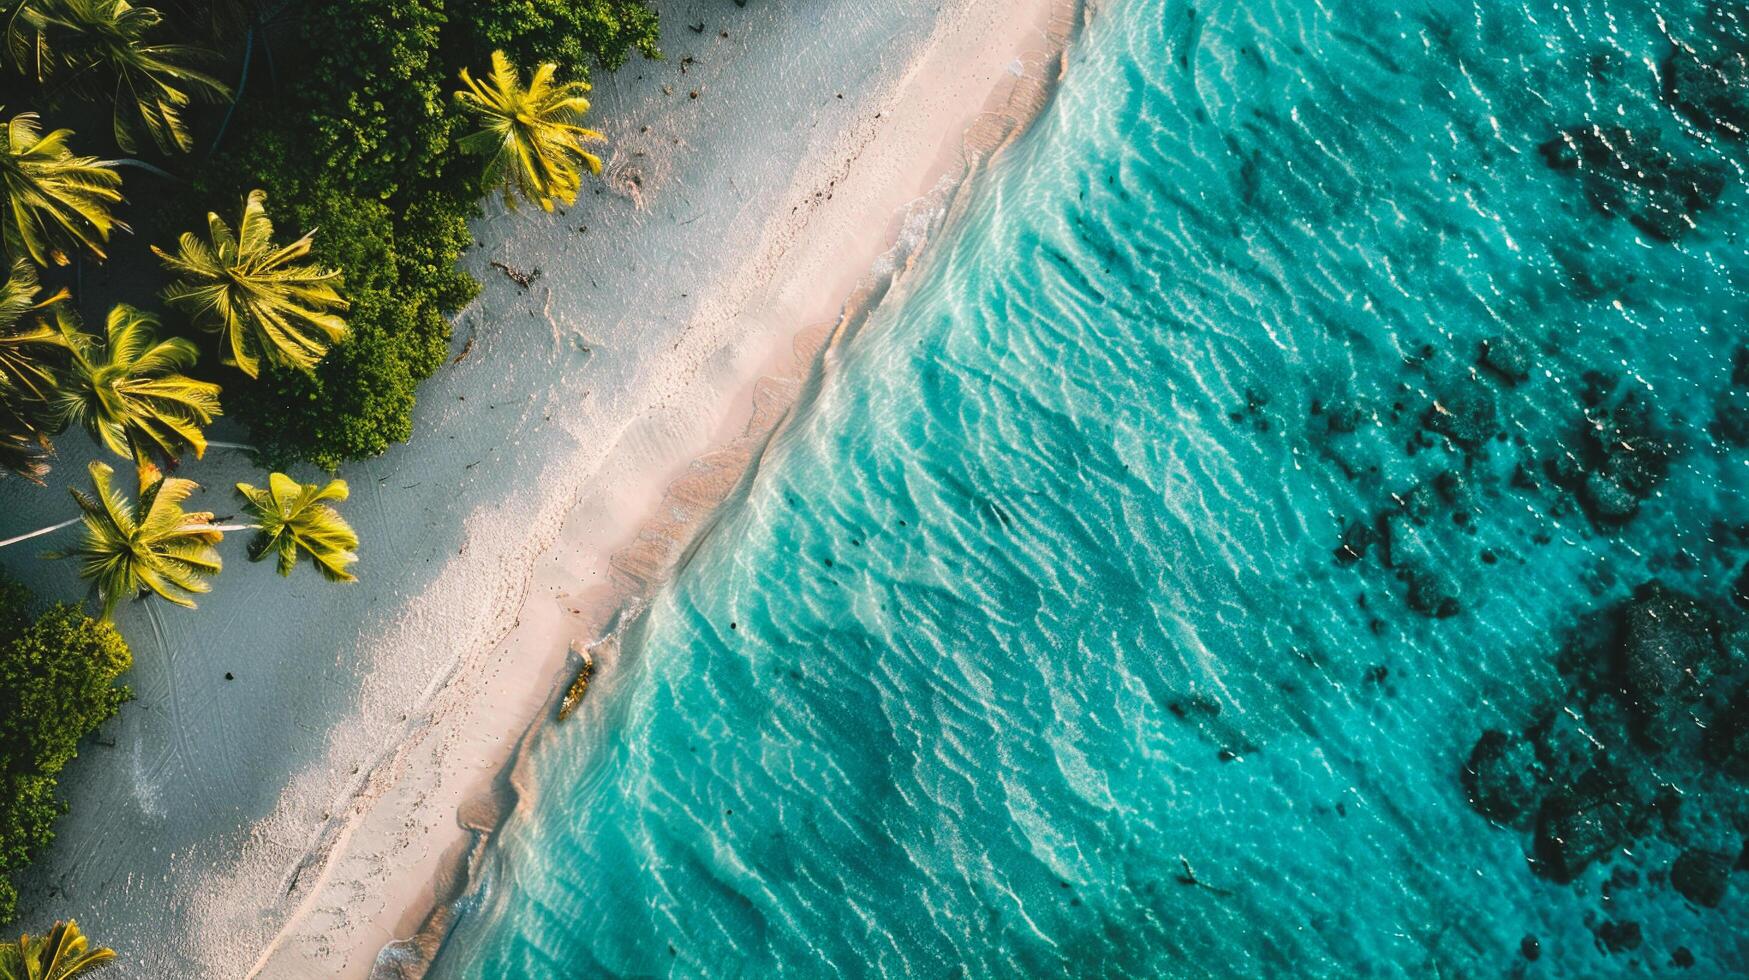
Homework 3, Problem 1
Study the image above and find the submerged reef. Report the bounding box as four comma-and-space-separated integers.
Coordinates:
1538, 125, 1725, 242
1463, 582, 1749, 902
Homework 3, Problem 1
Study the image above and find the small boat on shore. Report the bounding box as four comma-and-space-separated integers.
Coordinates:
557, 646, 596, 720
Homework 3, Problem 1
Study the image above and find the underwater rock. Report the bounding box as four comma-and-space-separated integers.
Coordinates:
1432, 469, 1473, 511
1530, 706, 1607, 779
1333, 520, 1375, 565
1404, 566, 1460, 618
1616, 584, 1726, 748
1704, 682, 1749, 778
1539, 124, 1726, 241
1479, 335, 1531, 385
1713, 389, 1749, 447
1666, 46, 1749, 138
1594, 918, 1643, 953
1424, 381, 1498, 448
1581, 471, 1642, 525
1322, 400, 1364, 434
1463, 729, 1547, 824
1735, 344, 1749, 387
1534, 765, 1640, 883
1466, 581, 1749, 894
1376, 506, 1440, 570
1581, 369, 1619, 408
1670, 848, 1732, 907
1570, 391, 1676, 528
1597, 391, 1674, 487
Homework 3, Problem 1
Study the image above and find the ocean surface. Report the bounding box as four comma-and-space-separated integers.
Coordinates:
429, 0, 1749, 975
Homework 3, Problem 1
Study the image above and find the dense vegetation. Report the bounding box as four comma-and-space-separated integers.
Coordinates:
1, 0, 660, 472
0, 578, 131, 925
202, 0, 660, 467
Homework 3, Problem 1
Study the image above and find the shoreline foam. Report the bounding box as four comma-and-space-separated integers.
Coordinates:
243, 1, 1086, 976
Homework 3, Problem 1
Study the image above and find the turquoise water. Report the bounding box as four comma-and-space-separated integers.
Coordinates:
430, 0, 1749, 975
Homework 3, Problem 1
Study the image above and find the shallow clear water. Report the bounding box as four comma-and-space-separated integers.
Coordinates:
431, 0, 1749, 975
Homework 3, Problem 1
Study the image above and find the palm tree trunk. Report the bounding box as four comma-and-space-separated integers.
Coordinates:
208, 24, 255, 158
0, 517, 81, 550
210, 524, 255, 533
101, 158, 186, 183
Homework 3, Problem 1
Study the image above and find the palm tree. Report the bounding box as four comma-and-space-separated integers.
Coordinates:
0, 258, 68, 401
455, 50, 604, 212
0, 111, 126, 266
1, 465, 358, 604
50, 302, 221, 465
0, 919, 114, 979
48, 459, 222, 619
235, 472, 358, 581
153, 188, 347, 378
18, 0, 231, 154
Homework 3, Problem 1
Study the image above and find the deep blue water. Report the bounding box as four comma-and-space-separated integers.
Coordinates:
430, 0, 1749, 975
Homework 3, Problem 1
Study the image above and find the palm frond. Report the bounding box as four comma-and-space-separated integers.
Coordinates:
0, 919, 116, 979
0, 110, 126, 266
455, 50, 604, 212
50, 459, 223, 619
51, 301, 220, 464
153, 189, 347, 378
236, 472, 358, 581
20, 0, 232, 154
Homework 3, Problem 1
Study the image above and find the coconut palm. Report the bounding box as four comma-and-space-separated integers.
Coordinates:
50, 302, 220, 465
17, 0, 231, 154
153, 188, 347, 378
235, 472, 357, 581
48, 459, 222, 618
455, 49, 604, 212
0, 258, 68, 400
0, 919, 114, 979
0, 111, 125, 266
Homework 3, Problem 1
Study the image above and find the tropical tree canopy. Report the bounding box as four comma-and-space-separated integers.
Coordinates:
0, 112, 125, 267
50, 302, 220, 464
0, 919, 114, 979
50, 460, 222, 619
16, 0, 231, 154
0, 259, 67, 402
455, 49, 604, 212
153, 188, 348, 378
235, 472, 358, 581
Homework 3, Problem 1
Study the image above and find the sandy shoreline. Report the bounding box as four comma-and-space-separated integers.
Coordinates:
242, 1, 1084, 976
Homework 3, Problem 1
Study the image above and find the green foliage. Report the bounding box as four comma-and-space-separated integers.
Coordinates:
460, 0, 660, 80
49, 302, 221, 464
221, 188, 471, 468
0, 581, 131, 925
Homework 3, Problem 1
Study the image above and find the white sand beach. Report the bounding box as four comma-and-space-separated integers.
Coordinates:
0, 0, 1080, 976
